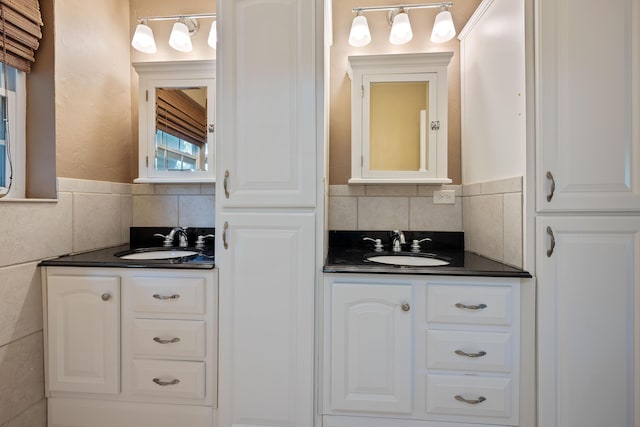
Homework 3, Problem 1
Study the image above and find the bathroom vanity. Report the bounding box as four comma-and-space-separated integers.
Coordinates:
39, 229, 217, 427
322, 231, 530, 427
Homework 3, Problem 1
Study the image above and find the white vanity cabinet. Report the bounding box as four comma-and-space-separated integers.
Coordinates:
46, 274, 120, 395
42, 267, 217, 427
329, 282, 413, 414
323, 274, 521, 427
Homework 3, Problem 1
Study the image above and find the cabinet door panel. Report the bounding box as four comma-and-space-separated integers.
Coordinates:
216, 212, 315, 427
536, 0, 640, 211
330, 283, 413, 414
217, 0, 316, 208
537, 216, 640, 427
47, 275, 120, 394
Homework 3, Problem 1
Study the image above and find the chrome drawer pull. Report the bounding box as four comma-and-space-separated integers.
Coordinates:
455, 395, 486, 405
153, 378, 180, 386
153, 337, 181, 344
455, 303, 487, 310
454, 349, 487, 358
152, 293, 180, 300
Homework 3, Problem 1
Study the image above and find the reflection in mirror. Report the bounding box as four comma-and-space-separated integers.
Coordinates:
370, 81, 428, 172
155, 87, 208, 172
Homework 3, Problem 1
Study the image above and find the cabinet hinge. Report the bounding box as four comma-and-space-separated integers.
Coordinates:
361, 85, 364, 98
361, 156, 364, 167
146, 156, 149, 168
431, 121, 440, 131
145, 90, 149, 102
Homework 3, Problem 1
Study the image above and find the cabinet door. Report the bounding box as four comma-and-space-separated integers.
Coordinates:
537, 217, 640, 427
330, 282, 413, 414
47, 274, 120, 394
216, 212, 315, 427
536, 0, 640, 211
217, 0, 316, 208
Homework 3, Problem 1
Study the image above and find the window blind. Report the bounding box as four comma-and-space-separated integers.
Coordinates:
0, 0, 43, 73
156, 88, 207, 147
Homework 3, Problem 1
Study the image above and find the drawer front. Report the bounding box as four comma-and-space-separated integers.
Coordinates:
426, 374, 513, 419
427, 330, 513, 373
132, 360, 205, 400
130, 277, 205, 315
133, 319, 205, 359
427, 285, 513, 326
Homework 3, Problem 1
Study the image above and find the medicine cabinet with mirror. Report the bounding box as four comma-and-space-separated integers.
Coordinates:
348, 52, 453, 184
133, 60, 215, 183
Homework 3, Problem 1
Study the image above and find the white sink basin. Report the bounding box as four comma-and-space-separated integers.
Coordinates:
118, 250, 199, 260
366, 255, 450, 267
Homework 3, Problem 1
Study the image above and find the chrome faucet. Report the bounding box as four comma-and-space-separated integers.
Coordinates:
154, 227, 189, 248
391, 230, 406, 252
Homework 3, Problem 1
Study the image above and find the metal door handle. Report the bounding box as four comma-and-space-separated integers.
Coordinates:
455, 303, 487, 310
153, 337, 181, 344
152, 293, 180, 300
454, 349, 487, 358
546, 171, 555, 202
153, 378, 180, 386
223, 221, 229, 249
546, 226, 555, 257
223, 170, 230, 199
455, 395, 486, 405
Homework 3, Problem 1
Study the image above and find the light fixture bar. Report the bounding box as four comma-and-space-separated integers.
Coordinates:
352, 2, 452, 13
136, 13, 216, 24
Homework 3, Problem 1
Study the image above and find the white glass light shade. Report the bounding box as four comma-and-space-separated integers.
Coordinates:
431, 9, 456, 43
389, 11, 413, 45
348, 14, 371, 47
208, 21, 217, 48
131, 23, 157, 53
169, 21, 193, 52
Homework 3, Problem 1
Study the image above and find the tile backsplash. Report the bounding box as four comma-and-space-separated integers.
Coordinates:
328, 177, 524, 269
462, 177, 523, 268
328, 184, 463, 231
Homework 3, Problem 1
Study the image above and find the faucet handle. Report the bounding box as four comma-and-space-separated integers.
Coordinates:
195, 234, 215, 250
410, 238, 432, 253
153, 233, 173, 248
363, 237, 384, 252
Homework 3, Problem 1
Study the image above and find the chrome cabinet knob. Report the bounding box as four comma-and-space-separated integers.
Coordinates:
101, 293, 111, 301
401, 303, 410, 312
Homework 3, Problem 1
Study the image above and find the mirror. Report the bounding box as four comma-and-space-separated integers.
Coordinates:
348, 52, 452, 184
133, 61, 215, 183
155, 87, 208, 172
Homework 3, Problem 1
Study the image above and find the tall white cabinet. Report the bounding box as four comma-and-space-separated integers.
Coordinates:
215, 0, 322, 426
535, 0, 640, 426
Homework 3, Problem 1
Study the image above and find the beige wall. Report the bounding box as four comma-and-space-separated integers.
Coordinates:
329, 0, 482, 185
55, 0, 133, 183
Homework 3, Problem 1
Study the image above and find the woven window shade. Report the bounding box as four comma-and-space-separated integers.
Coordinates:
156, 88, 207, 147
0, 0, 43, 73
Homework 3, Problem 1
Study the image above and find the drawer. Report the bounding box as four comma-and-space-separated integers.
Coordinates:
426, 374, 513, 419
427, 284, 513, 326
130, 276, 205, 315
427, 330, 513, 373
132, 359, 205, 400
133, 319, 205, 360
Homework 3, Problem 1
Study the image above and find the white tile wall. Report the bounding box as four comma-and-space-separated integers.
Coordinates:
328, 178, 523, 268
462, 177, 523, 268
328, 184, 463, 231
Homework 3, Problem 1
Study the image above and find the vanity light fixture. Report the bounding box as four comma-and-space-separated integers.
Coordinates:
348, 2, 454, 47
132, 13, 217, 53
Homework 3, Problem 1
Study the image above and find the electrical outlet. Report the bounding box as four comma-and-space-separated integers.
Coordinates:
433, 189, 456, 204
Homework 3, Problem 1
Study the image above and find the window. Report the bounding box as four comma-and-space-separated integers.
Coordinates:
0, 64, 26, 199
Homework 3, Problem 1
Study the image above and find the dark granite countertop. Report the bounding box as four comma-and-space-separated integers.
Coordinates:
324, 231, 531, 278
39, 227, 215, 270
39, 244, 215, 269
